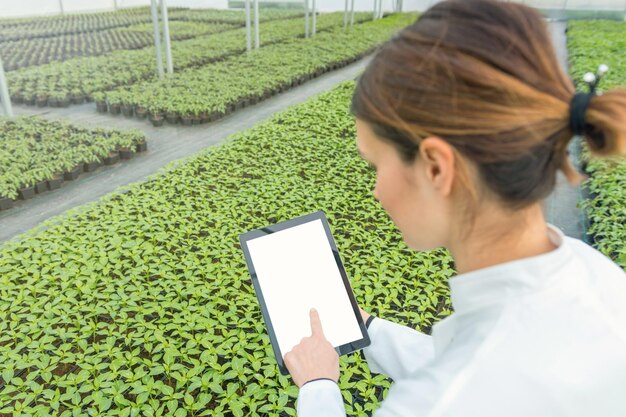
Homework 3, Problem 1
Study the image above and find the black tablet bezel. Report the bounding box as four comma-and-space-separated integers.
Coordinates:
239, 210, 370, 376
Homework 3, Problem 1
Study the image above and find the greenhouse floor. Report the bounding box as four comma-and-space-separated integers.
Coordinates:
0, 56, 372, 243
0, 21, 587, 245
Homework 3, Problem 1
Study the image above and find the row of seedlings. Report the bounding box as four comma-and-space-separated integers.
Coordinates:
100, 13, 416, 126
0, 22, 237, 71
7, 12, 373, 108
0, 7, 173, 41
0, 117, 147, 211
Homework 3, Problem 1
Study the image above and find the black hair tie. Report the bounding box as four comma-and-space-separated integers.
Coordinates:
569, 92, 593, 136
568, 64, 608, 136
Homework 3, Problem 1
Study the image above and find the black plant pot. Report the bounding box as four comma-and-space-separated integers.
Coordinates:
96, 101, 108, 113
64, 165, 83, 181
104, 152, 120, 166
71, 95, 86, 105
109, 104, 121, 115
121, 105, 134, 118
181, 116, 193, 126
119, 148, 134, 160
150, 116, 164, 127
0, 197, 13, 211
18, 186, 36, 200
136, 141, 148, 153
135, 107, 148, 119
35, 181, 48, 194
47, 176, 63, 190
84, 161, 101, 172
166, 113, 179, 124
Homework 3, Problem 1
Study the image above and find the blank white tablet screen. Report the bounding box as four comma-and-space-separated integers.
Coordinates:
247, 219, 362, 358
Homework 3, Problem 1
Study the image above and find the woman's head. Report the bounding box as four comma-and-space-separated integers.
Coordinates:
352, 0, 626, 251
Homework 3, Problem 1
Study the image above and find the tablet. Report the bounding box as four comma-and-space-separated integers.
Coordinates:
239, 211, 370, 375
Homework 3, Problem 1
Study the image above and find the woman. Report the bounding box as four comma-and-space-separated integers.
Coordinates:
283, 0, 626, 416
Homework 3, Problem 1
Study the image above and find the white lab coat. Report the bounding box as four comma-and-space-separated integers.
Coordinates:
296, 225, 626, 416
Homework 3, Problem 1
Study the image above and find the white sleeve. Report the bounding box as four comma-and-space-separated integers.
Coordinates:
295, 318, 435, 417
363, 318, 435, 381
296, 379, 346, 417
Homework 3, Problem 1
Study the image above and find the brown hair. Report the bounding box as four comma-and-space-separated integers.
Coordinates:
352, 0, 626, 209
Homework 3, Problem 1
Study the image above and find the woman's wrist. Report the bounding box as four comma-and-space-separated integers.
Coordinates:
359, 307, 371, 324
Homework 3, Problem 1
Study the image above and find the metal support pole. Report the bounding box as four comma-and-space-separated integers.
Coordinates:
0, 56, 13, 118
113, 0, 118, 11
304, 0, 309, 38
350, 0, 355, 26
312, 0, 316, 36
245, 0, 251, 52
150, 0, 164, 78
254, 0, 259, 49
58, 0, 64, 15
373, 0, 378, 20
379, 0, 383, 19
161, 0, 173, 75
344, 0, 348, 28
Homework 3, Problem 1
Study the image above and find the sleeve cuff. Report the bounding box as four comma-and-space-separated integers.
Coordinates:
297, 378, 344, 416
360, 317, 435, 379
301, 377, 338, 388
365, 315, 375, 329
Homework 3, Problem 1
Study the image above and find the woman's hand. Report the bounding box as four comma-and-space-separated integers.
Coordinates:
284, 308, 339, 388
359, 307, 371, 324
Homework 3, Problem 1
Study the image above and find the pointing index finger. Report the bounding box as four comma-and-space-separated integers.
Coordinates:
310, 308, 324, 337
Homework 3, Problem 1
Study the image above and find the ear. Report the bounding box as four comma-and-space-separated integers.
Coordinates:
417, 137, 456, 196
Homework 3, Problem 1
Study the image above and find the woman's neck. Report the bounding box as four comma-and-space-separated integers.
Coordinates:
449, 203, 558, 275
